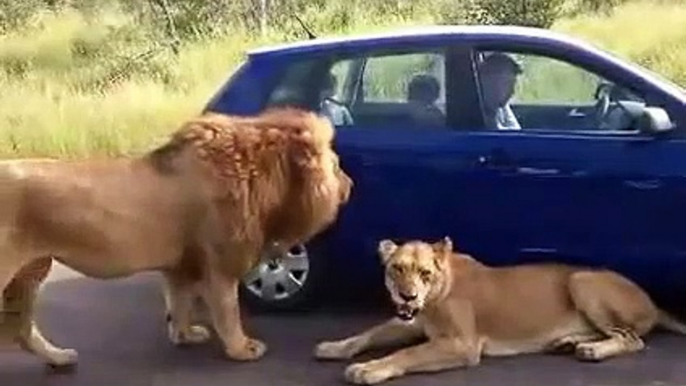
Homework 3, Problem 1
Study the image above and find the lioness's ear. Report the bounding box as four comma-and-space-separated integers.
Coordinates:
434, 236, 453, 253
378, 239, 398, 264
432, 236, 453, 257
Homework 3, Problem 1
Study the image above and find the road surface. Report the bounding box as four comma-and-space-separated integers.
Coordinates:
2, 271, 686, 386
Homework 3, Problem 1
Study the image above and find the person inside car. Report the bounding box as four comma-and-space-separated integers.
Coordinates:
407, 74, 445, 126
478, 52, 523, 130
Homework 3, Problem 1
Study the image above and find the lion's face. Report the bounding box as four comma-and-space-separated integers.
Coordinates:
378, 237, 452, 322
283, 114, 353, 245
321, 149, 353, 205
220, 108, 353, 253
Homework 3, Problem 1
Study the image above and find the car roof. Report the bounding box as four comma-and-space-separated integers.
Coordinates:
246, 25, 686, 102
247, 25, 594, 56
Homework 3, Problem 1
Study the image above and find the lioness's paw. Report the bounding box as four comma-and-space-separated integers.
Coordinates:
314, 339, 358, 360
545, 337, 578, 354
575, 343, 603, 362
344, 361, 400, 385
226, 338, 267, 361
47, 348, 79, 367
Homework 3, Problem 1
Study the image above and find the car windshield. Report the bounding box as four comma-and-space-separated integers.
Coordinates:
598, 45, 686, 99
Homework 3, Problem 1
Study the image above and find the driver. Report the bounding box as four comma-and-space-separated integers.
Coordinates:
478, 52, 522, 130
319, 73, 354, 126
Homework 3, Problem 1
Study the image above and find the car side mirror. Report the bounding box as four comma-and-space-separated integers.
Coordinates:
637, 106, 675, 134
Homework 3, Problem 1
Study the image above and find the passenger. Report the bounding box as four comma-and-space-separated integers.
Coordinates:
407, 74, 444, 126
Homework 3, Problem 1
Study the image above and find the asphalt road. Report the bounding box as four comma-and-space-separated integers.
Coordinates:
2, 274, 686, 386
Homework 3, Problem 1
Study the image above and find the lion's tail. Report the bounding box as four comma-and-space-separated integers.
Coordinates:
657, 310, 686, 335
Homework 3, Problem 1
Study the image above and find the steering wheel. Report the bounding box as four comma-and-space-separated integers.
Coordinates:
593, 82, 613, 127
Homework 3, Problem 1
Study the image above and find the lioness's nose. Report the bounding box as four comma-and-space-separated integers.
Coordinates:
399, 292, 417, 302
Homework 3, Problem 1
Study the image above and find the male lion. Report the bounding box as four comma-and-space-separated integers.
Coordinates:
0, 107, 353, 368
315, 237, 686, 385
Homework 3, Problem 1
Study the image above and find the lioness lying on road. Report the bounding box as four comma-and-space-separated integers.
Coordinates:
315, 237, 686, 385
0, 107, 353, 368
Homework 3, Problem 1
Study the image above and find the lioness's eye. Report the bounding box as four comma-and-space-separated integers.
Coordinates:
420, 269, 431, 280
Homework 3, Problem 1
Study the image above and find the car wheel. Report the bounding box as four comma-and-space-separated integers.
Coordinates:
239, 243, 326, 313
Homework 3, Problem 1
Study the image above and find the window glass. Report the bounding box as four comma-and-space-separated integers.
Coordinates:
362, 52, 445, 106
475, 50, 646, 132
265, 50, 449, 129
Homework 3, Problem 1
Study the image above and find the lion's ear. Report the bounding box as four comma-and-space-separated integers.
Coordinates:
290, 130, 318, 170
378, 239, 398, 264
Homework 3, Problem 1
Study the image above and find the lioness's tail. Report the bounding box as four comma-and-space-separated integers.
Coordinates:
657, 310, 686, 334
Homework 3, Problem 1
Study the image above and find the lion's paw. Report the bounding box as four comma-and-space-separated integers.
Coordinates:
46, 348, 79, 367
184, 325, 212, 344
344, 361, 400, 385
169, 324, 212, 346
314, 339, 358, 360
226, 338, 267, 361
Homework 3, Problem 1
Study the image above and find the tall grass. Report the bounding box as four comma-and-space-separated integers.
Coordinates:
554, 0, 686, 87
0, 0, 684, 159
511, 0, 686, 104
0, 3, 433, 159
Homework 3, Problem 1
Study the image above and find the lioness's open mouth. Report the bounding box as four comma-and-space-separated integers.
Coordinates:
395, 304, 419, 321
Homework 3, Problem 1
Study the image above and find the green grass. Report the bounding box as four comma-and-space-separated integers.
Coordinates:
0, 0, 685, 159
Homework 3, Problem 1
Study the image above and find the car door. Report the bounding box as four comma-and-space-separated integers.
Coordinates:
319, 47, 488, 285
466, 45, 686, 307
260, 44, 533, 288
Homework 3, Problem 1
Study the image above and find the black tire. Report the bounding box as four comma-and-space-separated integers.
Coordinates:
239, 242, 329, 314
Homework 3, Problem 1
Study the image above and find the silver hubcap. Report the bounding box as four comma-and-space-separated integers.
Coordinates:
242, 244, 310, 302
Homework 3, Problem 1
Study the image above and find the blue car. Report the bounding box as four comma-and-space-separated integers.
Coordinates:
203, 25, 686, 313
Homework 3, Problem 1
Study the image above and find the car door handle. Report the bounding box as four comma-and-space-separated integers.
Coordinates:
476, 156, 516, 173
515, 167, 561, 176
568, 108, 586, 118
477, 152, 563, 177
624, 179, 662, 190
476, 148, 516, 170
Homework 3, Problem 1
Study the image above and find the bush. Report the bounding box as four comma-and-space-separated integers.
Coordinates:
0, 0, 46, 32
437, 0, 565, 28
573, 0, 633, 14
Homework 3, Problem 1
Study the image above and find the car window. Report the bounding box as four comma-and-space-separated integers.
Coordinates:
361, 52, 446, 106
329, 59, 353, 103
346, 50, 447, 128
263, 49, 449, 129
474, 50, 647, 133
266, 59, 320, 108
